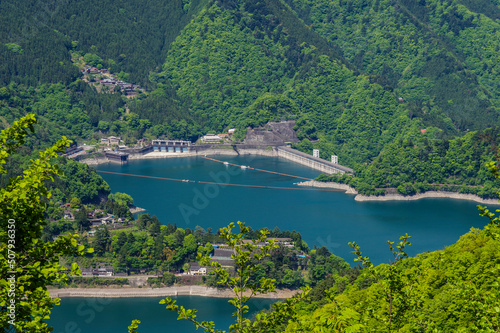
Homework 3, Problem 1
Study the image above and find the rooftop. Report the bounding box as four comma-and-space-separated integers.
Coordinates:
105, 151, 129, 156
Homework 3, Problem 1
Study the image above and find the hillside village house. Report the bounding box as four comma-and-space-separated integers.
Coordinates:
91, 219, 103, 227
125, 88, 138, 96
94, 268, 114, 277
63, 210, 74, 220
101, 216, 114, 224
210, 248, 235, 267
90, 215, 115, 228
79, 266, 113, 277
271, 238, 294, 248
100, 78, 116, 86
212, 248, 234, 258
189, 263, 207, 276
86, 67, 100, 74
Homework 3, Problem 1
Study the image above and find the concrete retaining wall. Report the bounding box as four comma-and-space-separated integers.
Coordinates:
79, 157, 109, 165
49, 285, 297, 298
79, 146, 352, 177
237, 148, 278, 157
277, 148, 348, 175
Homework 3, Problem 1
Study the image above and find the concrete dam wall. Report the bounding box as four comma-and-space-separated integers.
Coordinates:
277, 147, 353, 175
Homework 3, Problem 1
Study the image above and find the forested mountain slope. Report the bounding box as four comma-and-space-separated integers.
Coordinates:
283, 221, 500, 332
152, 0, 419, 164
148, 0, 500, 194
2, 2, 500, 329
285, 0, 500, 132
151, 0, 500, 144
0, 0, 207, 87
2, 0, 500, 196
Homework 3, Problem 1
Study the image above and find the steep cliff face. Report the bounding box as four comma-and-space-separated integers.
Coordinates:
244, 121, 298, 145
268, 121, 300, 143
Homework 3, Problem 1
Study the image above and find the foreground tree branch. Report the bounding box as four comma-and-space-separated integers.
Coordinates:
0, 114, 93, 332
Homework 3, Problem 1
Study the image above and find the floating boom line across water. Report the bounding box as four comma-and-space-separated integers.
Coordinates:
95, 170, 196, 183
94, 170, 340, 192
199, 156, 315, 181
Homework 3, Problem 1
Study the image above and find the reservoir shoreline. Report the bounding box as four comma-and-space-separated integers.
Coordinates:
79, 148, 274, 166
49, 286, 299, 299
82, 148, 500, 205
297, 180, 500, 205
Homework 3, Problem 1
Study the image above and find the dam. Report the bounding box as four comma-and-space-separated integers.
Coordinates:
276, 147, 353, 175
80, 120, 353, 175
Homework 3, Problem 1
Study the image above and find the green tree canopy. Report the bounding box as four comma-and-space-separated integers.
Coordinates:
0, 114, 92, 332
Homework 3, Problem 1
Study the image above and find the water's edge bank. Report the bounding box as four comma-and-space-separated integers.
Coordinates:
83, 148, 500, 205
49, 286, 299, 299
80, 148, 275, 166
355, 191, 500, 205
297, 180, 500, 205
297, 180, 358, 194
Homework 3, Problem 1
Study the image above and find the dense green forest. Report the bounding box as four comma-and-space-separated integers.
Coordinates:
151, 218, 500, 332
56, 210, 346, 290
2, 114, 499, 331
317, 126, 500, 196
0, 0, 208, 88
285, 0, 500, 130
280, 221, 500, 332
3, 0, 500, 196
3, 2, 500, 330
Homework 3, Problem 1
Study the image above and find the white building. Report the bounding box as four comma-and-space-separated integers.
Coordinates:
95, 268, 113, 277
313, 149, 320, 158
189, 263, 207, 275
202, 134, 222, 143
331, 155, 338, 164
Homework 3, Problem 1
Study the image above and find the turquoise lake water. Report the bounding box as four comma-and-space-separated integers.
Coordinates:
49, 296, 276, 333
94, 155, 488, 263
49, 155, 494, 332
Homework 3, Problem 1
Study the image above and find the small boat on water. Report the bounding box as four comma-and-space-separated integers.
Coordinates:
223, 161, 229, 165
241, 165, 247, 169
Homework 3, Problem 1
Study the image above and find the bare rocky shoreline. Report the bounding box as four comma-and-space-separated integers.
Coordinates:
49, 286, 299, 299
297, 180, 358, 194
297, 180, 500, 205
355, 191, 500, 204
